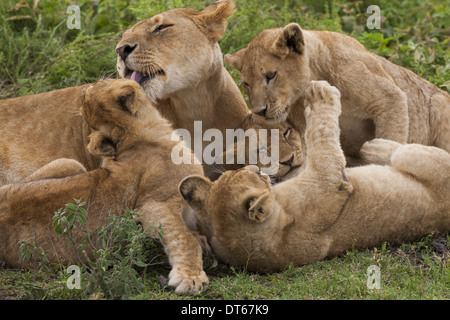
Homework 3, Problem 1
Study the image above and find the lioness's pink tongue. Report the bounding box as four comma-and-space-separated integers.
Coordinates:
130, 71, 143, 83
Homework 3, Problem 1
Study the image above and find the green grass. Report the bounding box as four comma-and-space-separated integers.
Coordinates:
0, 0, 449, 300
1, 233, 448, 300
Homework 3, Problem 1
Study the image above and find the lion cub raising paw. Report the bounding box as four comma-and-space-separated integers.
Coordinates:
0, 79, 208, 294
180, 81, 450, 272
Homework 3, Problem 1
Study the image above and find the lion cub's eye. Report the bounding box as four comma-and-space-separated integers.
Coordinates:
241, 81, 250, 92
283, 128, 291, 140
153, 24, 174, 33
265, 71, 277, 84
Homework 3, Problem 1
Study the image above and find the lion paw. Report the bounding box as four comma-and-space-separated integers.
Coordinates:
304, 80, 341, 113
168, 267, 209, 295
360, 138, 402, 165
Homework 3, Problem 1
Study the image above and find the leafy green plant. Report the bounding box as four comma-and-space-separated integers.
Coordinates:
52, 198, 88, 241
82, 209, 165, 299
18, 199, 166, 299
18, 239, 50, 273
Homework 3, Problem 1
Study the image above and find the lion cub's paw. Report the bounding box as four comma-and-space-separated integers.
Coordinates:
304, 80, 341, 109
360, 138, 402, 165
168, 267, 209, 295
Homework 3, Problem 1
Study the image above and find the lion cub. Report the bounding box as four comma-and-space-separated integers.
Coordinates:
225, 23, 450, 162
215, 113, 304, 182
180, 81, 450, 272
0, 79, 208, 294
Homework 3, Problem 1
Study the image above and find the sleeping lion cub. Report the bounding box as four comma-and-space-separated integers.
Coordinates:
179, 81, 450, 272
0, 79, 208, 294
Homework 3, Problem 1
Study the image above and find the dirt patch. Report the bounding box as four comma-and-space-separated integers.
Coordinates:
392, 235, 449, 268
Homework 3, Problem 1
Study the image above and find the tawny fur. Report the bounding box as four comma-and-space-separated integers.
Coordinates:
0, 0, 249, 185
180, 81, 450, 273
0, 79, 208, 295
225, 24, 450, 163
218, 114, 304, 181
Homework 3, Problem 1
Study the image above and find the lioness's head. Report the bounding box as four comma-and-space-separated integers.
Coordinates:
179, 165, 282, 265
80, 79, 160, 157
116, 0, 236, 102
225, 23, 310, 123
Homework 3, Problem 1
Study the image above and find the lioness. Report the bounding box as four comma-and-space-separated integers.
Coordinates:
179, 81, 450, 272
225, 23, 450, 162
0, 0, 249, 185
0, 79, 208, 294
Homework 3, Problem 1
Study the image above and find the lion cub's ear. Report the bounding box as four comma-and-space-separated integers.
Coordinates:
247, 192, 275, 223
272, 23, 305, 58
224, 49, 245, 72
87, 132, 116, 158
196, 0, 236, 42
179, 175, 212, 210
114, 83, 142, 115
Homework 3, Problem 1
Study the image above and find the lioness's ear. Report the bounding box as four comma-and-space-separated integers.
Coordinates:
272, 23, 305, 58
179, 175, 212, 209
224, 49, 245, 71
197, 0, 236, 42
115, 84, 140, 115
87, 132, 116, 157
247, 192, 274, 223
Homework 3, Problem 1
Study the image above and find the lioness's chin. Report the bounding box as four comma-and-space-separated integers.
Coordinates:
140, 80, 166, 103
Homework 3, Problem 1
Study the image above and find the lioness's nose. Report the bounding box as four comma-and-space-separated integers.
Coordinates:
116, 44, 137, 61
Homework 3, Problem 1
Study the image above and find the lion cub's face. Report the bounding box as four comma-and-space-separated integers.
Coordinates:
241, 115, 304, 181
80, 79, 149, 157
179, 165, 280, 245
225, 23, 311, 123
116, 0, 236, 102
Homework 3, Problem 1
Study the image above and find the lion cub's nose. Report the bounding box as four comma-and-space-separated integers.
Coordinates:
254, 105, 267, 117
280, 154, 295, 166
116, 44, 137, 61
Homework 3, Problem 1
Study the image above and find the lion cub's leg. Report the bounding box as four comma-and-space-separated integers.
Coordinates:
303, 81, 349, 184
430, 94, 450, 153
137, 201, 208, 295
23, 158, 87, 182
360, 139, 402, 165
341, 65, 409, 144
391, 144, 450, 187
296, 81, 353, 231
